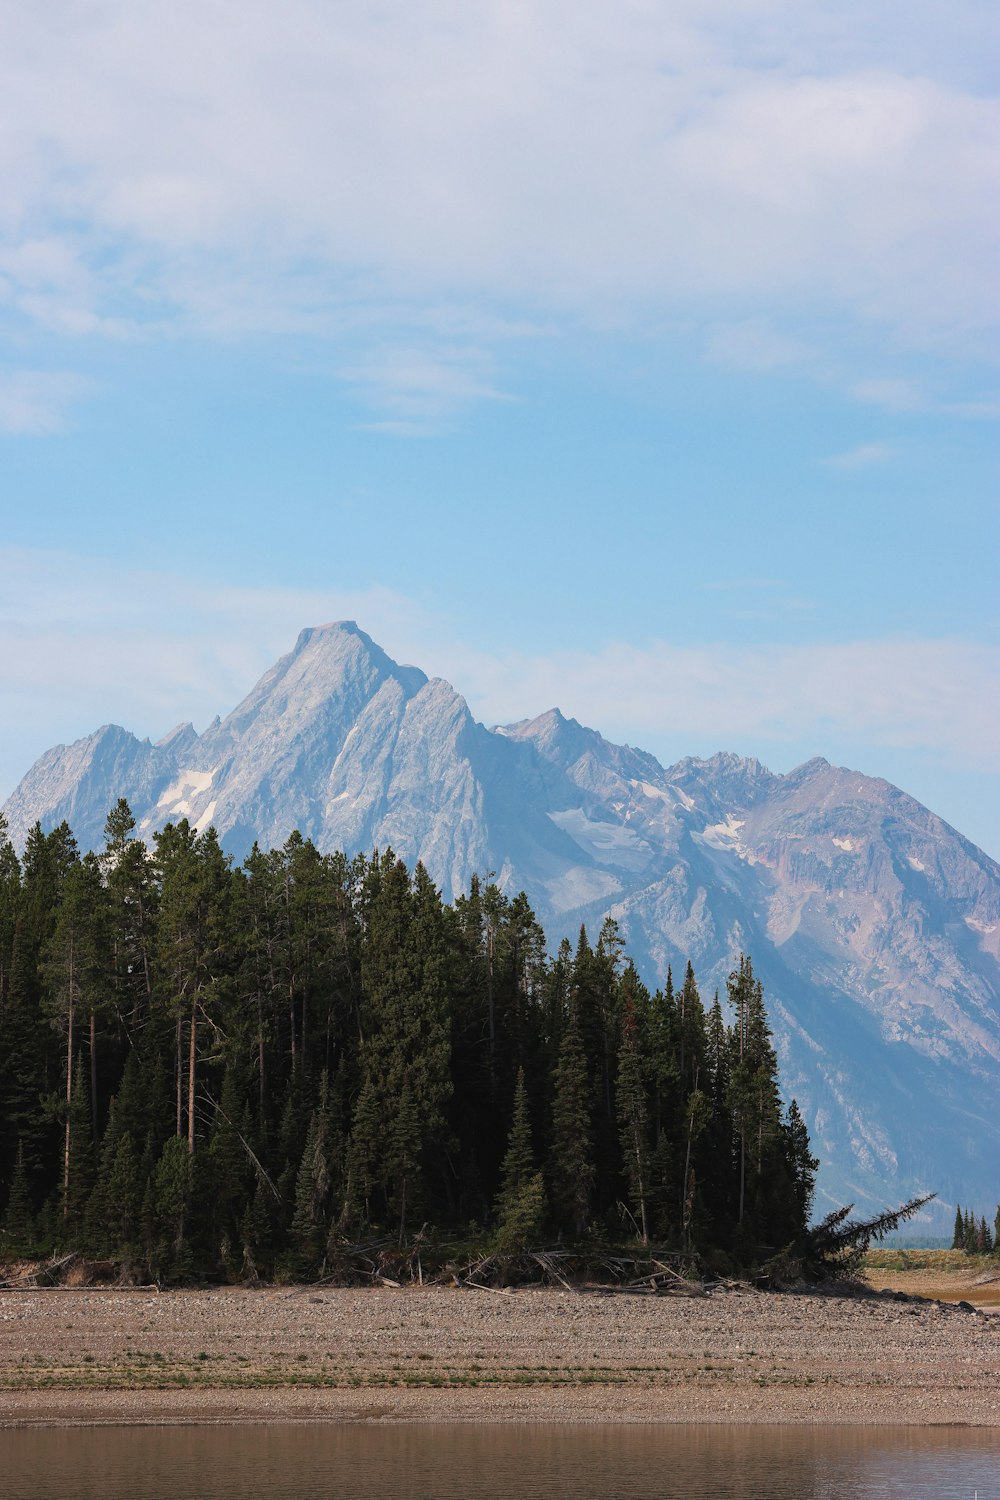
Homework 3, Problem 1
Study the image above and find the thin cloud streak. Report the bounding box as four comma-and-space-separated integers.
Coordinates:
339, 344, 510, 431
452, 637, 1000, 773
825, 441, 894, 469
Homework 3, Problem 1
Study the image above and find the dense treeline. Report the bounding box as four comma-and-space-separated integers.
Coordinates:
0, 803, 817, 1281
952, 1205, 1000, 1254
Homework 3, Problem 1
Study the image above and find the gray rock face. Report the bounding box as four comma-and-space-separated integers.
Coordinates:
5, 621, 999, 1228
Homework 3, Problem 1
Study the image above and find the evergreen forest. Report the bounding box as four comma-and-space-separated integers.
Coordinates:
0, 803, 818, 1282
952, 1205, 1000, 1255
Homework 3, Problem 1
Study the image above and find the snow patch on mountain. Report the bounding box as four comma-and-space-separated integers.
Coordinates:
548, 807, 654, 873
696, 814, 749, 853
153, 767, 216, 819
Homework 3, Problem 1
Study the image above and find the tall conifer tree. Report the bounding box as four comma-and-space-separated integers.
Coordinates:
616, 979, 651, 1244
549, 1018, 594, 1238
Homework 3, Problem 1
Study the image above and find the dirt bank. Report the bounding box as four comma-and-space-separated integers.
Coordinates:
2, 1284, 998, 1427
862, 1251, 1000, 1309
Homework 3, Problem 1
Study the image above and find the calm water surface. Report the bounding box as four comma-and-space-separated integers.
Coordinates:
2, 1424, 998, 1499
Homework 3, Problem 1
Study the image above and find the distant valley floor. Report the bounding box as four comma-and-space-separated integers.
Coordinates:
1, 1283, 999, 1427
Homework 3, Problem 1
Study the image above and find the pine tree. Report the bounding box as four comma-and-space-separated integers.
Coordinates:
494, 1174, 545, 1258
345, 1072, 382, 1229
0, 921, 51, 1197
964, 1209, 978, 1254
205, 1061, 254, 1272
0, 812, 20, 1011
239, 843, 287, 1136
154, 821, 233, 1156
390, 1076, 422, 1244
2, 1143, 35, 1250
701, 991, 734, 1244
549, 1018, 594, 1239
104, 1132, 141, 1266
676, 961, 707, 1095
953, 1204, 964, 1250
20, 822, 79, 955
63, 1063, 96, 1235
571, 922, 619, 1169
288, 1073, 335, 1275
241, 1173, 279, 1280
496, 1067, 530, 1194
41, 854, 108, 1225
784, 1100, 818, 1228
152, 1135, 193, 1281
102, 799, 156, 1047
644, 968, 677, 1240
616, 983, 650, 1244
359, 856, 452, 1221
726, 954, 786, 1247
679, 1087, 710, 1252
671, 961, 711, 1239
494, 1068, 545, 1253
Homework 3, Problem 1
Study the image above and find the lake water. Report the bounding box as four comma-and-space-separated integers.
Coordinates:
2, 1423, 998, 1499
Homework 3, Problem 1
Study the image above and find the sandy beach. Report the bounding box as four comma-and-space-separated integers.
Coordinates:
1, 1282, 999, 1427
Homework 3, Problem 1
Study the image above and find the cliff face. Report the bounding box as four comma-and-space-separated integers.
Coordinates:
6, 620, 1000, 1226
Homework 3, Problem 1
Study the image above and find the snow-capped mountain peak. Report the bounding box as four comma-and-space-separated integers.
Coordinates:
4, 624, 1000, 1229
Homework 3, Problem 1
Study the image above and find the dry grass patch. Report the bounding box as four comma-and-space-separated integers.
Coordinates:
862, 1249, 1000, 1307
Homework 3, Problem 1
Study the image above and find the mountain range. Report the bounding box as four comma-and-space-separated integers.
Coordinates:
5, 620, 1000, 1229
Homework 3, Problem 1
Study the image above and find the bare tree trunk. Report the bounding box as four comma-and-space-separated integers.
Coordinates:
176, 1013, 183, 1137
140, 904, 153, 1003
257, 1002, 266, 1131
187, 995, 197, 1155
485, 920, 495, 1061
62, 949, 75, 1218
603, 1025, 613, 1121
631, 1131, 649, 1245
738, 1134, 746, 1225
89, 1007, 98, 1147
679, 982, 686, 1085
682, 1070, 699, 1239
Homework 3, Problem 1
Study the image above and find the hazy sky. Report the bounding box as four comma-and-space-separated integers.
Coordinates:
1, 1, 998, 855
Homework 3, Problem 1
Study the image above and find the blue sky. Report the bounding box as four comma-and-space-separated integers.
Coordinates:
1, 0, 998, 855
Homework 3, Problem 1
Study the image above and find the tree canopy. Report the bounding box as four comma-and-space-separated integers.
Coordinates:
0, 808, 817, 1281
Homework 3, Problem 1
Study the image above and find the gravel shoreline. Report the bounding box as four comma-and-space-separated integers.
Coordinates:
2, 1284, 999, 1427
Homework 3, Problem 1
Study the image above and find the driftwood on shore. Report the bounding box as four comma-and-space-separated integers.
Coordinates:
0, 1252, 119, 1291
452, 1247, 710, 1297
4, 1240, 716, 1298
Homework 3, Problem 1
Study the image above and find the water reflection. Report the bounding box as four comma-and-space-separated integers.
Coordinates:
2, 1423, 998, 1499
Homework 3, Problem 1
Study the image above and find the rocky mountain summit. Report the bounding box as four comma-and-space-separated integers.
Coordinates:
5, 621, 1000, 1227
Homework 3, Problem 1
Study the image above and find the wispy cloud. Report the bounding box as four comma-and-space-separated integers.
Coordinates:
852, 377, 1000, 420
339, 344, 510, 432
0, 2, 994, 363
826, 441, 894, 469
701, 577, 789, 593
450, 635, 1000, 776
704, 319, 816, 373
1, 550, 997, 815
0, 549, 430, 721
0, 371, 92, 434
852, 378, 925, 413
